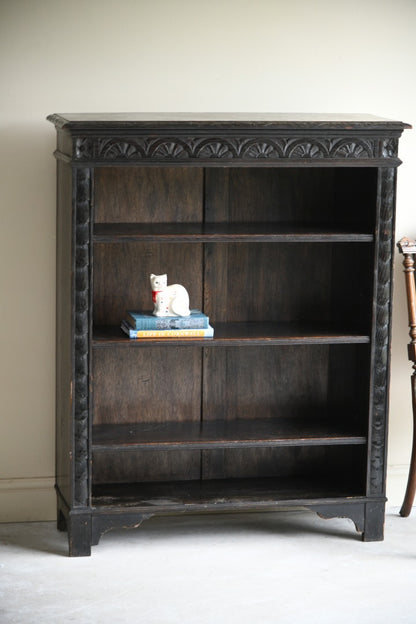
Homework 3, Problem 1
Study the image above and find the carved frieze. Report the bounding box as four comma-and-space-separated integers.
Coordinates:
74, 135, 394, 163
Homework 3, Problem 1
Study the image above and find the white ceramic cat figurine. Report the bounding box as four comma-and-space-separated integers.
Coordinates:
150, 273, 191, 317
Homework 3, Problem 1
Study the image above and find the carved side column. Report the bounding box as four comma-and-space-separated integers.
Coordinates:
65, 167, 93, 556
368, 168, 396, 499
73, 168, 92, 508
359, 168, 397, 540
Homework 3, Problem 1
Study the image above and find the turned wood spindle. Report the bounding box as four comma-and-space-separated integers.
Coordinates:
397, 237, 416, 517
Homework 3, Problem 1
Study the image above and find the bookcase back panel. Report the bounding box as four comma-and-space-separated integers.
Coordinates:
93, 347, 202, 425
94, 167, 204, 223
204, 242, 373, 325
93, 241, 372, 327
93, 242, 203, 325
201, 445, 367, 489
205, 168, 377, 228
327, 344, 370, 430
92, 449, 201, 484
203, 345, 369, 423
93, 166, 376, 229
208, 242, 331, 322
330, 243, 373, 328
92, 444, 367, 487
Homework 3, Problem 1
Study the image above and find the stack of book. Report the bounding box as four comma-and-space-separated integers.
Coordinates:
121, 309, 214, 339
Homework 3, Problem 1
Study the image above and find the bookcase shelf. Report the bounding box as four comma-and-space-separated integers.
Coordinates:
93, 222, 374, 243
93, 322, 370, 347
91, 477, 367, 514
92, 417, 367, 451
49, 113, 409, 555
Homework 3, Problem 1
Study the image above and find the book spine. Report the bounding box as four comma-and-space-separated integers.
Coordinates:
126, 314, 209, 330
121, 323, 214, 339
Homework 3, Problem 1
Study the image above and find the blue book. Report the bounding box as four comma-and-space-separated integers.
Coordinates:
125, 309, 210, 330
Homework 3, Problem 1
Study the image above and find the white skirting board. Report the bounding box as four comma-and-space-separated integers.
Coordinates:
0, 477, 55, 522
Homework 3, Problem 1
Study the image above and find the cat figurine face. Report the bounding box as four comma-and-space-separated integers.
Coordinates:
150, 273, 191, 317
150, 273, 168, 291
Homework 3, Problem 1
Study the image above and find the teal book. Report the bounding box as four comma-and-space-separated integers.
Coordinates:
121, 320, 214, 339
125, 309, 210, 330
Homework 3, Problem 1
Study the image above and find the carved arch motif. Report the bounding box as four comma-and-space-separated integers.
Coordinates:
330, 138, 373, 158
285, 139, 329, 158
194, 138, 238, 159
148, 138, 192, 159
240, 138, 284, 159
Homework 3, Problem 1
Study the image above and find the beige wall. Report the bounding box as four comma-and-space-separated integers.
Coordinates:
1, 0, 416, 520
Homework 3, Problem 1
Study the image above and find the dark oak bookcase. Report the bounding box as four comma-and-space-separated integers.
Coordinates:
48, 113, 409, 555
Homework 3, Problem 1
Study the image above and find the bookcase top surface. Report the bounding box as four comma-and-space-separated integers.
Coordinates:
47, 112, 411, 132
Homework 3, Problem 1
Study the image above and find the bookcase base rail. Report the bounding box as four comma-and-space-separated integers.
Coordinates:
57, 495, 386, 556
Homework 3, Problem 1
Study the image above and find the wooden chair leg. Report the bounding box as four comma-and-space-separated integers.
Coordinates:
397, 238, 416, 517
400, 372, 416, 517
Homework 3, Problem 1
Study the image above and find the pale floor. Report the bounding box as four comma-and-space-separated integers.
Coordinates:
1, 508, 416, 624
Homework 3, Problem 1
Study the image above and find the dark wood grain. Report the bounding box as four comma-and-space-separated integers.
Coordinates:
204, 167, 377, 226
92, 345, 202, 425
94, 167, 203, 223
92, 449, 201, 485
92, 417, 367, 450
201, 444, 366, 481
202, 344, 368, 420
208, 242, 332, 323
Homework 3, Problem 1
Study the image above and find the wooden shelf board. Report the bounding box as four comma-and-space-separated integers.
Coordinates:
94, 222, 374, 243
93, 322, 371, 347
91, 477, 366, 513
92, 417, 367, 451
